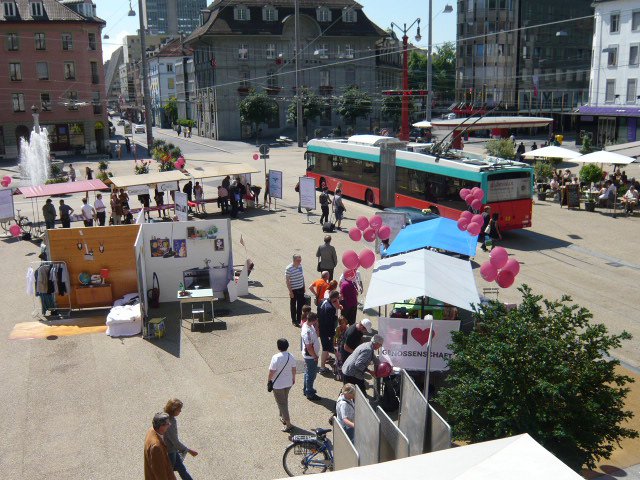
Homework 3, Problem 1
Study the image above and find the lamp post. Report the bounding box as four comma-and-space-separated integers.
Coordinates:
130, 0, 154, 155
426, 2, 453, 121
391, 18, 421, 141
294, 0, 304, 147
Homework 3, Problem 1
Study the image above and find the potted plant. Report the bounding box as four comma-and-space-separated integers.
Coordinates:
533, 161, 554, 201
579, 163, 603, 212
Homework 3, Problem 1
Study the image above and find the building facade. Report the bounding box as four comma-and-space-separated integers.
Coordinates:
104, 46, 124, 109
455, 0, 593, 129
577, 0, 640, 146
0, 0, 108, 158
144, 0, 206, 35
186, 0, 388, 141
175, 53, 196, 121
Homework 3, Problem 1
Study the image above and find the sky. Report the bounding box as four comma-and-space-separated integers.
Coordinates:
99, 0, 457, 62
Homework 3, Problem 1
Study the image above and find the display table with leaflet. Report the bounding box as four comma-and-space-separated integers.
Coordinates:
177, 288, 219, 331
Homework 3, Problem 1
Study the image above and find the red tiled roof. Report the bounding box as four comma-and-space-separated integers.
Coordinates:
0, 0, 103, 23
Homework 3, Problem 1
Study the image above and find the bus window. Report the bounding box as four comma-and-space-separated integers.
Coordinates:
486, 171, 532, 202
306, 153, 316, 171
331, 156, 343, 172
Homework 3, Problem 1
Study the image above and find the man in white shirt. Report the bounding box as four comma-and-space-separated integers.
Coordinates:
598, 180, 617, 206
301, 312, 321, 401
268, 338, 297, 432
81, 198, 95, 227
622, 185, 639, 214
94, 193, 106, 226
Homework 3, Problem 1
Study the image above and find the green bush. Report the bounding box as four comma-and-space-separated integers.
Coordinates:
177, 119, 196, 128
533, 161, 555, 183
98, 160, 109, 172
485, 139, 515, 159
314, 128, 323, 138
50, 164, 62, 176
45, 177, 67, 184
580, 163, 604, 185
97, 171, 109, 181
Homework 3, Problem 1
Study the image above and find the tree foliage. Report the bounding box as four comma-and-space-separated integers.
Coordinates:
408, 41, 456, 100
437, 285, 637, 471
286, 87, 324, 127
580, 163, 604, 185
485, 138, 515, 159
381, 95, 414, 131
163, 97, 178, 124
336, 86, 372, 125
533, 161, 555, 182
239, 90, 278, 129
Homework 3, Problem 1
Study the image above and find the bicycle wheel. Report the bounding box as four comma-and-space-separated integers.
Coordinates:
18, 216, 32, 235
282, 441, 329, 476
0, 220, 10, 234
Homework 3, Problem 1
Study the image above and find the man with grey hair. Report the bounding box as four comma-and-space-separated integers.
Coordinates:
144, 412, 177, 480
285, 254, 305, 327
316, 235, 338, 280
341, 334, 384, 393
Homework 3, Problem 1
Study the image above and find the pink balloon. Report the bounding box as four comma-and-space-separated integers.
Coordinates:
0, 181, 7, 188
459, 188, 471, 200
464, 193, 475, 205
369, 215, 383, 230
9, 224, 21, 237
356, 216, 369, 231
480, 261, 498, 282
344, 269, 357, 281
342, 250, 360, 270
471, 187, 480, 195
348, 227, 362, 242
490, 247, 509, 269
358, 248, 376, 269
363, 227, 377, 242
471, 214, 483, 225
252, 153, 259, 160
377, 225, 391, 241
2, 176, 11, 185
466, 222, 481, 236
471, 199, 483, 211
474, 188, 485, 201
460, 210, 473, 221
502, 258, 520, 276
457, 218, 469, 231
496, 269, 515, 288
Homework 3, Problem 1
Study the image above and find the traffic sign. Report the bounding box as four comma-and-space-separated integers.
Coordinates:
259, 144, 270, 155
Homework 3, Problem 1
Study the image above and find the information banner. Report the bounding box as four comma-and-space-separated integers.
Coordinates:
174, 191, 188, 221
487, 177, 531, 202
0, 188, 14, 221
128, 184, 149, 196
157, 181, 178, 192
299, 176, 316, 210
378, 317, 460, 371
269, 170, 283, 199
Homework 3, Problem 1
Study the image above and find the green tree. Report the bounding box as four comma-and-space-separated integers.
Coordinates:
287, 87, 324, 139
437, 285, 637, 471
239, 90, 278, 144
579, 163, 604, 185
381, 95, 414, 132
163, 97, 178, 124
336, 86, 372, 126
408, 42, 456, 101
485, 138, 515, 159
580, 131, 595, 154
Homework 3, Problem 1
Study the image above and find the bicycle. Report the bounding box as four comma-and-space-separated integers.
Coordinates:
0, 209, 33, 236
282, 427, 334, 476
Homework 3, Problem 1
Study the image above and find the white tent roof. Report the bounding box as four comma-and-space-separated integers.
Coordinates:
363, 249, 480, 311
430, 116, 553, 131
412, 120, 432, 128
187, 162, 260, 179
279, 434, 581, 480
108, 170, 190, 188
573, 150, 636, 165
606, 140, 640, 159
521, 145, 582, 160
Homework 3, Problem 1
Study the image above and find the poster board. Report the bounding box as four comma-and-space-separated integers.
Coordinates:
174, 191, 188, 221
561, 184, 580, 209
128, 184, 149, 196
269, 170, 283, 199
157, 181, 178, 192
0, 188, 14, 221
375, 211, 407, 252
378, 317, 460, 371
299, 176, 316, 210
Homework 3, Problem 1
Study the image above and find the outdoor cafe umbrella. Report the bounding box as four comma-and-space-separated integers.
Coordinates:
521, 145, 582, 161
571, 150, 636, 165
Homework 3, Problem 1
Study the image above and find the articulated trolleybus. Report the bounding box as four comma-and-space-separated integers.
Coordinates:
305, 135, 534, 231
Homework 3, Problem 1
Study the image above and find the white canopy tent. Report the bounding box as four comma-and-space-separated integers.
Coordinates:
279, 434, 582, 480
187, 162, 260, 180
572, 150, 636, 165
107, 170, 190, 188
363, 249, 481, 311
606, 140, 640, 159
521, 145, 582, 161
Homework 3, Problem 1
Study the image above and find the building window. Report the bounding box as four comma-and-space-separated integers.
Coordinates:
262, 5, 277, 21
317, 6, 331, 22
345, 67, 355, 86
345, 44, 354, 58
36, 61, 49, 80
266, 43, 276, 59
239, 70, 250, 87
605, 79, 616, 103
319, 70, 330, 87
4, 2, 16, 16
90, 62, 99, 84
30, 1, 43, 17
266, 69, 277, 88
41, 92, 51, 111
34, 33, 46, 50
88, 33, 96, 50
62, 33, 73, 50
606, 46, 618, 67
6, 33, 19, 51
12, 93, 25, 112
64, 62, 76, 80
167, 63, 173, 72
92, 92, 101, 114
238, 44, 248, 60
633, 11, 640, 31
317, 43, 328, 58
168, 78, 175, 89
630, 45, 639, 67
626, 79, 637, 103
9, 63, 22, 81
234, 5, 250, 21
342, 8, 357, 23
610, 13, 620, 34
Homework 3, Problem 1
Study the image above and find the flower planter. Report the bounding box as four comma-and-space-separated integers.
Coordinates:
537, 192, 547, 201
584, 200, 596, 212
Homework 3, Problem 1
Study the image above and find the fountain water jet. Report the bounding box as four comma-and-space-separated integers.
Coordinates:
19, 109, 51, 187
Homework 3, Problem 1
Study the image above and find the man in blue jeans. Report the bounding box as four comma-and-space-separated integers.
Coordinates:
301, 313, 321, 401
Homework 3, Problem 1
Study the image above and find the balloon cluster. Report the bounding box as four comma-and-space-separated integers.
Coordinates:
342, 214, 390, 272
479, 246, 520, 288
175, 156, 186, 170
9, 224, 22, 238
1, 175, 12, 188
456, 187, 485, 236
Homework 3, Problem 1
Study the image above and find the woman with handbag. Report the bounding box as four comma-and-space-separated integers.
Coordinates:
268, 338, 297, 432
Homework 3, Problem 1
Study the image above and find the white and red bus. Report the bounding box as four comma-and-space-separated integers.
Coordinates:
305, 135, 535, 231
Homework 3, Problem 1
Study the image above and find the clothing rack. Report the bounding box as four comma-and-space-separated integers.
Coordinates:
28, 260, 72, 320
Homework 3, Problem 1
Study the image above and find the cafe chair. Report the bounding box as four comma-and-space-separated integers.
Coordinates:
191, 303, 206, 322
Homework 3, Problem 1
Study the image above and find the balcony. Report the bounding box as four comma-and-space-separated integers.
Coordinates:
265, 86, 281, 95
237, 86, 250, 95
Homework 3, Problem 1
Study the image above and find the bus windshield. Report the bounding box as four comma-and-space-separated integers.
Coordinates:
486, 171, 532, 202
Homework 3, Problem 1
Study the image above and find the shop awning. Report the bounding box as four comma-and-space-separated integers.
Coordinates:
187, 163, 260, 179
363, 249, 480, 311
107, 171, 191, 188
431, 116, 553, 131
17, 179, 109, 198
572, 150, 636, 165
386, 217, 478, 257
605, 140, 640, 159
521, 145, 582, 161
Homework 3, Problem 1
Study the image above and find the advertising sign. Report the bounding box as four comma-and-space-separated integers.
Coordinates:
378, 317, 460, 371
299, 176, 316, 210
128, 184, 150, 196
0, 188, 14, 221
269, 170, 283, 199
157, 181, 178, 192
174, 191, 188, 221
487, 176, 531, 202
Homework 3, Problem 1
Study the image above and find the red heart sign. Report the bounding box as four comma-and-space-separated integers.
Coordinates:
411, 328, 434, 346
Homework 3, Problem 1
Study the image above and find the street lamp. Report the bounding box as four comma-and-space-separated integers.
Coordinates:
390, 18, 421, 141
426, 2, 453, 122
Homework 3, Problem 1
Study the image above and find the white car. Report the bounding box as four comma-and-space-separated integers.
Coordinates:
134, 124, 146, 133
117, 118, 125, 126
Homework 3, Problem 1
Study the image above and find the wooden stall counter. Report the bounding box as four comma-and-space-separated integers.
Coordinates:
75, 284, 113, 309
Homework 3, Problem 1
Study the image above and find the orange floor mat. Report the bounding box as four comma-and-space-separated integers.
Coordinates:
9, 317, 107, 340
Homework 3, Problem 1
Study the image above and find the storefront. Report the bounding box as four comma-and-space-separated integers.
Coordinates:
575, 106, 640, 148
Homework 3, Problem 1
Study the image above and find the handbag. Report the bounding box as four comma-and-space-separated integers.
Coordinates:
268, 353, 290, 392
317, 261, 322, 272
484, 223, 491, 234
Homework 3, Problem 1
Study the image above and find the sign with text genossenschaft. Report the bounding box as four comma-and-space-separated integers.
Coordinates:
378, 317, 460, 371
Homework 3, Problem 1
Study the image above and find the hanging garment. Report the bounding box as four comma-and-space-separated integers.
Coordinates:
26, 267, 35, 296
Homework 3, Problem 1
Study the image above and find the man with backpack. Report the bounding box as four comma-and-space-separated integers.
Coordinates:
319, 187, 332, 225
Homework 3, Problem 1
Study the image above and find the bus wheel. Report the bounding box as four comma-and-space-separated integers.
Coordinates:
365, 189, 375, 206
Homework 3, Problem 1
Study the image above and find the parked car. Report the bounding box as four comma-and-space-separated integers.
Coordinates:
117, 118, 125, 126
134, 124, 146, 133
383, 207, 439, 225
